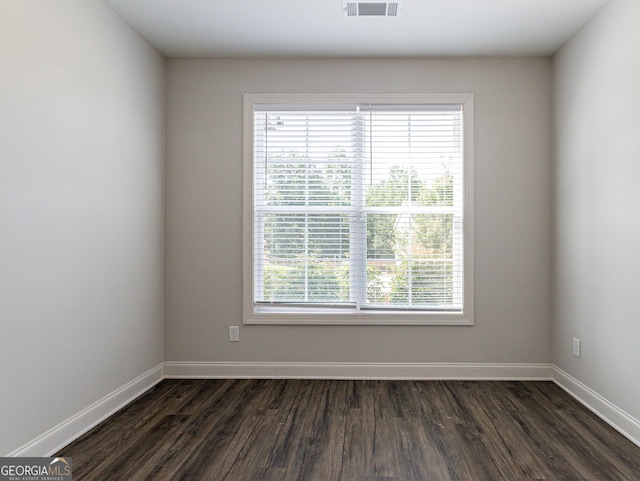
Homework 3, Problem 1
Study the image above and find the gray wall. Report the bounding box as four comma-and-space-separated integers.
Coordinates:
0, 0, 165, 455
165, 58, 552, 364
553, 0, 640, 421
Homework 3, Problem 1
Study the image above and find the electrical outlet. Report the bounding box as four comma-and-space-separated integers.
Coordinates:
572, 337, 581, 358
229, 326, 240, 342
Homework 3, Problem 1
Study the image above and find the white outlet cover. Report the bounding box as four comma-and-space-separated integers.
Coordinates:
572, 337, 581, 357
229, 326, 240, 342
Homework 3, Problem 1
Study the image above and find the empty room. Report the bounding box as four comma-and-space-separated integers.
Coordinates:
1, 0, 639, 480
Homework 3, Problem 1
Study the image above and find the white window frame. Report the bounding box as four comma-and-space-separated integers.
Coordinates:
243, 93, 474, 325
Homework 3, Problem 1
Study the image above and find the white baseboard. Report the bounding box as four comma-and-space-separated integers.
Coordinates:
8, 363, 164, 457
10, 362, 639, 458
552, 366, 640, 448
164, 361, 553, 380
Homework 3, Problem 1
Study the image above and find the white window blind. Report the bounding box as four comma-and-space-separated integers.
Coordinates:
251, 99, 468, 316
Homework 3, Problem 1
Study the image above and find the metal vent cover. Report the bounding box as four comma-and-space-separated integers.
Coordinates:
343, 1, 402, 17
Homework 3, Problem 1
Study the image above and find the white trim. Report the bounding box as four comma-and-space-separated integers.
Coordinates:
244, 312, 473, 326
10, 362, 640, 458
7, 364, 164, 457
552, 366, 640, 448
243, 93, 475, 326
164, 361, 552, 380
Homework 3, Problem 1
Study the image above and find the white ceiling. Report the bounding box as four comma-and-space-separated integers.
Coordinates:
103, 0, 610, 58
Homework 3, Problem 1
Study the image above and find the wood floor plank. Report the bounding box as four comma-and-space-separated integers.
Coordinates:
171, 380, 277, 481
56, 380, 640, 481
65, 380, 202, 480
468, 383, 553, 480
363, 381, 401, 478
514, 382, 640, 481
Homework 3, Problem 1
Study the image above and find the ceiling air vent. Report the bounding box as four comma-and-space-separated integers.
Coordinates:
343, 1, 402, 17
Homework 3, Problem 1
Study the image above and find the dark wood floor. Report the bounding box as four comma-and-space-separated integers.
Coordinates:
56, 379, 640, 481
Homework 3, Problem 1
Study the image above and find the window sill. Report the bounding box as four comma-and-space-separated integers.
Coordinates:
244, 309, 473, 326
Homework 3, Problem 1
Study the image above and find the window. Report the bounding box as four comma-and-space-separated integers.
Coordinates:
243, 94, 473, 325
